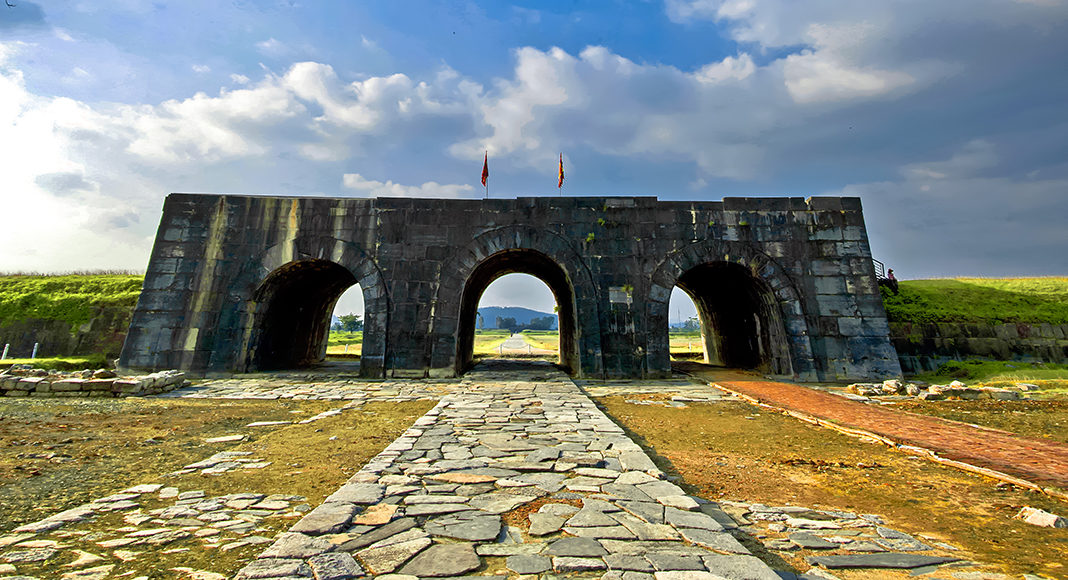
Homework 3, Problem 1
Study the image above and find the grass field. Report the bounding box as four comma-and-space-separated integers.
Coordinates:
669, 330, 703, 359
473, 329, 511, 355
0, 274, 142, 329
883, 277, 1068, 324
325, 330, 363, 355
911, 359, 1068, 384
520, 330, 559, 351
0, 355, 109, 371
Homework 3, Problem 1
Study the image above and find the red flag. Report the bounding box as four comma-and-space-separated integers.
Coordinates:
481, 152, 489, 187
558, 153, 564, 188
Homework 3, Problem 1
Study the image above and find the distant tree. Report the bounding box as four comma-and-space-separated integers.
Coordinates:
337, 313, 363, 332
527, 316, 555, 331
496, 316, 518, 332
681, 316, 700, 331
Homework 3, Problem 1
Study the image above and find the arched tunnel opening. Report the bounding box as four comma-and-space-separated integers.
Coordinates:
247, 259, 358, 371
456, 250, 578, 374
675, 261, 791, 374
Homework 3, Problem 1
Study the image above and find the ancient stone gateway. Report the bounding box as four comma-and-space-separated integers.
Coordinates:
119, 194, 902, 381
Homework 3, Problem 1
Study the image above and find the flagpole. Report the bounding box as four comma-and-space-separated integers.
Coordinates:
558, 152, 564, 196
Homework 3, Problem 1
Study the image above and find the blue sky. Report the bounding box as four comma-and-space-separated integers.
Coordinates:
2, 1, 1067, 319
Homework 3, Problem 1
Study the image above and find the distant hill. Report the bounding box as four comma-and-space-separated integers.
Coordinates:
332, 307, 558, 330
477, 306, 557, 330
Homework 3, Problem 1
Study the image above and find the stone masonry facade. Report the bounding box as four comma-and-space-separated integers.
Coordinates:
118, 194, 901, 381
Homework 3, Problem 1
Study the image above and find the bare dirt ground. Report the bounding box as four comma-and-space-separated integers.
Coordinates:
595, 394, 1068, 579
0, 396, 434, 578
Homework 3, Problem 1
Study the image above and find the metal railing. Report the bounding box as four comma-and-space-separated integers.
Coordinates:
872, 258, 886, 279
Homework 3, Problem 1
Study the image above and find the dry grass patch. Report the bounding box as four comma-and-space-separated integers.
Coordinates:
0, 396, 435, 578
894, 399, 1068, 445
596, 396, 1068, 578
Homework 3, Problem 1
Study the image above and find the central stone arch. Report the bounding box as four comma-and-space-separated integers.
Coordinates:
648, 239, 814, 377
455, 249, 579, 374
428, 225, 604, 378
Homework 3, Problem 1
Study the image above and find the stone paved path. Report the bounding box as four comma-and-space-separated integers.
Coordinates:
236, 365, 783, 579
679, 364, 1068, 490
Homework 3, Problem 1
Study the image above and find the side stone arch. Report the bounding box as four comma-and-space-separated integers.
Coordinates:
427, 225, 604, 378
647, 239, 815, 378
231, 237, 389, 377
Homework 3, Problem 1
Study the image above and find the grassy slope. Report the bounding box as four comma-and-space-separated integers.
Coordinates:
0, 274, 143, 329
882, 278, 1068, 324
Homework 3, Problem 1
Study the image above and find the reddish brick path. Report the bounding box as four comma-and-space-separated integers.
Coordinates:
678, 364, 1068, 491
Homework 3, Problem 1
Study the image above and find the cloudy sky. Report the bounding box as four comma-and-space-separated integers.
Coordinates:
2, 1, 1066, 320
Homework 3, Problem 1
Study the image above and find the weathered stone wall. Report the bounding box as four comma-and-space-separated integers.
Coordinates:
119, 194, 901, 381
0, 306, 133, 359
891, 322, 1068, 373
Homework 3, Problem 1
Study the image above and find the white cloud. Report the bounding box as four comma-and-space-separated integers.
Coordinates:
230, 73, 250, 85
121, 80, 305, 163
451, 45, 783, 178
61, 66, 93, 85
256, 38, 287, 56
342, 173, 475, 198
192, 64, 211, 74
695, 54, 755, 83
360, 35, 381, 52
783, 49, 913, 104
901, 140, 997, 181
837, 140, 1068, 277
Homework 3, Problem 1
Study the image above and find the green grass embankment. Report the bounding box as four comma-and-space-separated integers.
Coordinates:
882, 278, 1068, 325
0, 274, 143, 330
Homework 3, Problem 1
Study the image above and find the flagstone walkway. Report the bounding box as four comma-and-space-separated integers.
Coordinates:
236, 365, 784, 579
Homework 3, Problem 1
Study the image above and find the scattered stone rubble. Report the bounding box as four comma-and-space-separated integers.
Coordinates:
721, 501, 978, 575
0, 365, 187, 398
845, 379, 1029, 402
159, 376, 452, 402
0, 481, 308, 579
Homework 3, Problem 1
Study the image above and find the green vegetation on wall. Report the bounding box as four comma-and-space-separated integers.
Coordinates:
0, 274, 143, 329
881, 278, 1068, 325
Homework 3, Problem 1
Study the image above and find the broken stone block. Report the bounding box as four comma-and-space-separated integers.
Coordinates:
1015, 506, 1067, 528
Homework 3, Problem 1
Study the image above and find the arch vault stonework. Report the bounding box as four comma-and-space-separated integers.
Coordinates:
119, 194, 901, 381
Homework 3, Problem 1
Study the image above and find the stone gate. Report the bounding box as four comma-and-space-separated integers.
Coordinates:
118, 194, 902, 381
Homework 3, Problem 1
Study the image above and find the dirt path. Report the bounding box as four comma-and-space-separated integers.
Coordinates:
678, 363, 1068, 491
499, 333, 556, 355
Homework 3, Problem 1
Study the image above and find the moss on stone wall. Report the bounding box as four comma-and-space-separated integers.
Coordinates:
0, 274, 143, 358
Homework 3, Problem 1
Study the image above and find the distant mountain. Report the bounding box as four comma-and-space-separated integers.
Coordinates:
477, 306, 558, 330
332, 308, 558, 330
